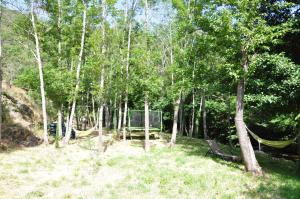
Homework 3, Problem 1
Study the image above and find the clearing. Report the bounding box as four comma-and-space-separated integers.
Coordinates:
0, 133, 299, 199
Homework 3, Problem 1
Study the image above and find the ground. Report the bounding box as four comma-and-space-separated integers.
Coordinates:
0, 132, 299, 199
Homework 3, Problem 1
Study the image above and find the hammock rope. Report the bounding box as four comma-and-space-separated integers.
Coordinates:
245, 124, 297, 149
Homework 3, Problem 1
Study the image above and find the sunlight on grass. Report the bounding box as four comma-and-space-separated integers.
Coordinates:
0, 134, 299, 199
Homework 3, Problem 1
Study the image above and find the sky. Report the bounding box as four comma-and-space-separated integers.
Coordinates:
5, 0, 175, 28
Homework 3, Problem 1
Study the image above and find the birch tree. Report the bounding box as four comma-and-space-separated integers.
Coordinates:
64, 0, 87, 144
30, 0, 49, 145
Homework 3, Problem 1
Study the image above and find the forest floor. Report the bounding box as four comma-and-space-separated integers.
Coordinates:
0, 132, 299, 199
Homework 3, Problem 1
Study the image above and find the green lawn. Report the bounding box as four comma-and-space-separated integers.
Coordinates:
0, 133, 299, 199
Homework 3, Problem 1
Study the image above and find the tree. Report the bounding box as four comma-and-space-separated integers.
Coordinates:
64, 0, 87, 144
30, 0, 49, 145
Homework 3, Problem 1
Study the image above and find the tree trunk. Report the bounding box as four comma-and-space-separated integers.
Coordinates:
202, 94, 208, 139
57, 0, 62, 66
195, 95, 202, 139
122, 97, 128, 141
113, 97, 117, 132
118, 99, 122, 133
92, 95, 96, 126
98, 105, 104, 152
179, 94, 184, 136
122, 1, 134, 141
190, 88, 195, 137
105, 105, 110, 128
144, 96, 150, 152
30, 1, 48, 145
64, 2, 87, 144
58, 106, 62, 137
235, 57, 262, 176
75, 107, 80, 130
98, 0, 106, 152
170, 96, 180, 146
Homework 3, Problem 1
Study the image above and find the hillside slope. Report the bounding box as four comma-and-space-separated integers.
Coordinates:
1, 81, 42, 150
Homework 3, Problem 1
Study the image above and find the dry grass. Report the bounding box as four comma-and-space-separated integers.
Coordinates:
0, 132, 299, 199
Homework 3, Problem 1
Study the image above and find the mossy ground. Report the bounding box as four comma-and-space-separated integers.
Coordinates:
0, 133, 299, 199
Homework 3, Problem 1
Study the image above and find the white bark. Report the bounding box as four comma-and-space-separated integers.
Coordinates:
57, 0, 62, 66
170, 96, 180, 146
30, 1, 49, 145
202, 94, 207, 139
58, 107, 62, 137
144, 96, 150, 152
64, 1, 87, 144
118, 98, 122, 132
122, 96, 128, 140
122, 0, 136, 141
98, 0, 106, 152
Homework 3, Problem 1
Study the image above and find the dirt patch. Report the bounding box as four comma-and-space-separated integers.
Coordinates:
1, 82, 43, 151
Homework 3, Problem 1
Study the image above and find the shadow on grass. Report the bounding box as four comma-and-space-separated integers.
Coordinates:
173, 135, 300, 199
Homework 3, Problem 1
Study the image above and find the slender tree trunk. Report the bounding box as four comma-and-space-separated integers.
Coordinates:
57, 0, 62, 137
195, 96, 203, 138
105, 105, 110, 128
64, 2, 87, 144
58, 107, 62, 137
30, 1, 48, 145
57, 0, 62, 66
113, 97, 117, 132
144, 96, 150, 152
98, 104, 104, 152
118, 99, 122, 132
122, 1, 134, 141
235, 56, 262, 176
92, 95, 96, 126
179, 94, 184, 136
122, 97, 128, 141
98, 0, 106, 152
190, 88, 195, 137
202, 94, 207, 139
170, 96, 180, 146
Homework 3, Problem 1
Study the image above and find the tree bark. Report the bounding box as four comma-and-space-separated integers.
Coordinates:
30, 1, 49, 145
235, 56, 262, 176
58, 106, 62, 137
64, 1, 87, 144
190, 88, 195, 137
144, 96, 150, 152
57, 0, 62, 66
98, 104, 104, 152
122, 97, 128, 141
179, 93, 184, 136
113, 97, 117, 132
122, 0, 135, 141
170, 96, 180, 146
118, 99, 122, 133
98, 0, 107, 152
202, 94, 208, 139
195, 95, 202, 139
92, 95, 96, 126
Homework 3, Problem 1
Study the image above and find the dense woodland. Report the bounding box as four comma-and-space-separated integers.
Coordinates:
0, 0, 299, 178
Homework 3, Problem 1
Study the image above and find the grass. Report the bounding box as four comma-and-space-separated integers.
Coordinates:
0, 133, 299, 199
